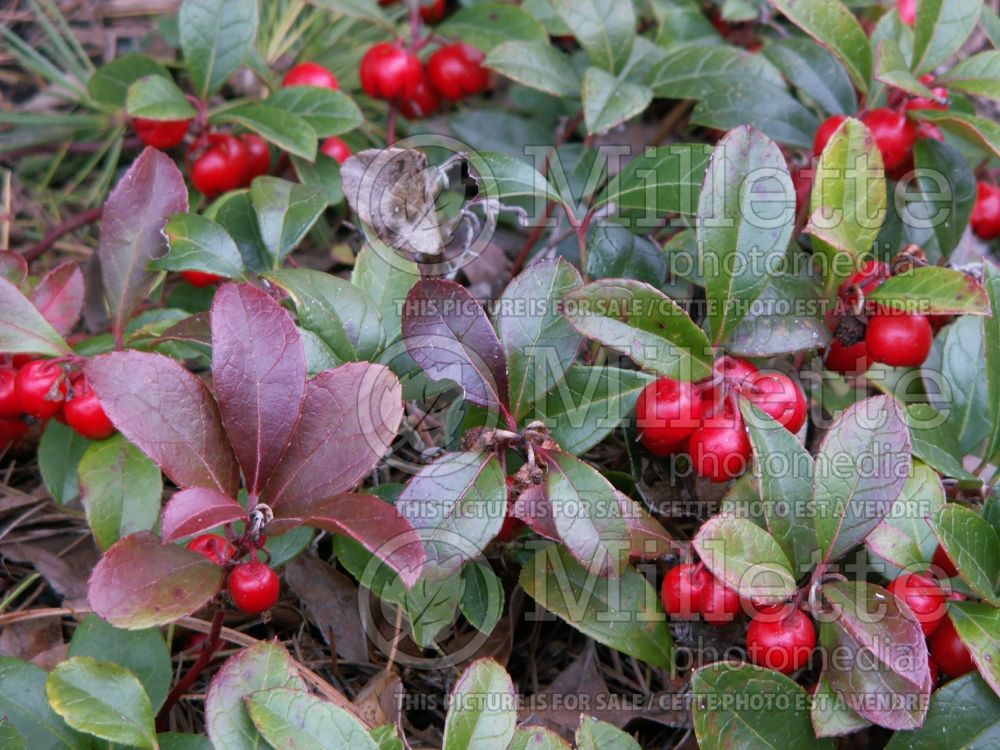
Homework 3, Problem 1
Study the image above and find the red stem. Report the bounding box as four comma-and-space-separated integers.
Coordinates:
156, 606, 225, 731
22, 206, 102, 262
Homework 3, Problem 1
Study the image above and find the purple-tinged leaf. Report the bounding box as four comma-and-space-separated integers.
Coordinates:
98, 147, 188, 339
620, 493, 674, 561
948, 603, 1000, 699
261, 363, 402, 510
84, 351, 240, 496
161, 487, 248, 543
813, 395, 911, 563
823, 579, 931, 730
32, 262, 85, 336
402, 279, 510, 412
693, 514, 797, 602
88, 531, 225, 629
512, 483, 558, 540
210, 283, 306, 495
0, 250, 28, 285
271, 493, 425, 588
811, 672, 870, 738
0, 276, 71, 356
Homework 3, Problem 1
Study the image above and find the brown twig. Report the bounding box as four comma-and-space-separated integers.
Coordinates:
21, 206, 102, 262
156, 606, 224, 731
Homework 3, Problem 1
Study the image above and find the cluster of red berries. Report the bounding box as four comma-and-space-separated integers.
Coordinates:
662, 563, 817, 674
885, 546, 977, 683
0, 356, 114, 444
636, 356, 806, 483
825, 260, 933, 375
359, 39, 489, 120
187, 533, 280, 614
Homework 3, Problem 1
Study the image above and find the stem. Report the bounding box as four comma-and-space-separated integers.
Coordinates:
156, 606, 224, 731
510, 200, 556, 275
22, 206, 102, 262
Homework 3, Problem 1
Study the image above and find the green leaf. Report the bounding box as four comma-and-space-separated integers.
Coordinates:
207, 190, 270, 272
520, 544, 673, 670
79, 434, 163, 551
586, 224, 667, 284
931, 504, 1000, 604
264, 87, 363, 137
158, 733, 215, 750
949, 602, 1000, 698
471, 151, 561, 203
874, 39, 938, 99
651, 0, 720, 49
245, 688, 376, 750
510, 727, 571, 750
912, 0, 983, 76
46, 657, 157, 750
290, 153, 343, 206
179, 0, 259, 99
910, 109, 1000, 159
551, 0, 634, 73
649, 44, 785, 100
725, 271, 831, 356
88, 54, 171, 109
68, 614, 171, 712
38, 419, 90, 504
698, 126, 794, 344
0, 720, 24, 750
865, 461, 945, 570
906, 404, 977, 481
153, 213, 246, 279
436, 3, 548, 51
740, 400, 817, 574
813, 395, 911, 563
806, 117, 887, 295
985, 263, 1000, 461
459, 563, 504, 635
763, 37, 857, 115
216, 103, 317, 160
923, 315, 990, 453
575, 717, 640, 750
0, 277, 70, 356
495, 257, 583, 419
563, 279, 714, 381
535, 365, 653, 456
810, 673, 870, 738
484, 41, 580, 97
250, 177, 327, 264
770, 0, 873, 93
883, 672, 1000, 749
352, 240, 420, 345
868, 267, 988, 316
937, 51, 1000, 100
691, 81, 820, 150
692, 514, 797, 602
307, 0, 390, 25
581, 67, 651, 135
691, 662, 831, 750
442, 659, 516, 750
0, 658, 89, 750
125, 75, 197, 120
597, 143, 711, 222
268, 268, 384, 362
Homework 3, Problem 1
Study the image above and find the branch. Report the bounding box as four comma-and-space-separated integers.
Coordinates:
22, 206, 102, 262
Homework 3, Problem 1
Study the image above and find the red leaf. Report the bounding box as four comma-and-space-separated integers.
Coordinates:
210, 283, 306, 495
272, 493, 425, 588
512, 482, 559, 540
98, 147, 188, 339
32, 262, 85, 336
0, 251, 28, 285
261, 363, 403, 510
401, 279, 510, 411
84, 351, 240, 496
161, 487, 248, 543
88, 531, 225, 629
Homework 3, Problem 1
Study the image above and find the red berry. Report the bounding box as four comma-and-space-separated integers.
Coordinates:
813, 114, 848, 155
839, 260, 891, 299
191, 134, 250, 197
228, 561, 280, 614
63, 376, 115, 440
928, 616, 976, 677
746, 608, 816, 674
281, 62, 339, 90
700, 577, 742, 625
888, 573, 947, 636
898, 0, 916, 26
906, 85, 949, 113
971, 181, 1000, 240
661, 563, 712, 620
635, 377, 703, 456
419, 0, 446, 23
928, 654, 939, 685
398, 76, 441, 119
359, 42, 423, 101
187, 534, 238, 566
932, 545, 959, 578
319, 136, 351, 165
865, 313, 933, 367
427, 43, 490, 101
11, 354, 33, 368
743, 372, 807, 433
862, 108, 917, 171
791, 166, 812, 215
915, 121, 945, 142
14, 360, 67, 420
240, 133, 270, 181
132, 117, 191, 149
0, 366, 21, 418
825, 339, 871, 376
715, 356, 758, 386
0, 416, 28, 441
181, 270, 223, 288
688, 414, 752, 483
